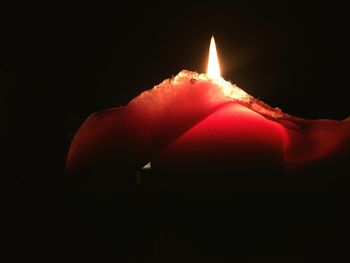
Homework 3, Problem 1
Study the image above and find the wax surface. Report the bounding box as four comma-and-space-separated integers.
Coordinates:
66, 71, 350, 178
152, 102, 286, 173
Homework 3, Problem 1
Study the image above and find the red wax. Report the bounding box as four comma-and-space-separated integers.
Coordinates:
152, 102, 286, 174
66, 71, 350, 178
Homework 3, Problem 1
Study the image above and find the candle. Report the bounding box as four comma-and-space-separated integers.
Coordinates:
66, 37, 349, 185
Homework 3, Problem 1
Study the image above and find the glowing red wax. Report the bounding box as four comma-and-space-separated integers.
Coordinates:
66, 71, 350, 178
152, 102, 286, 174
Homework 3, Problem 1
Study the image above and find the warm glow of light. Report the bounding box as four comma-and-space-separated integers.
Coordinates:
207, 36, 221, 79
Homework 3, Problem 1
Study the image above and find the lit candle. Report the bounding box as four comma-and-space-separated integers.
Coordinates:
66, 37, 349, 185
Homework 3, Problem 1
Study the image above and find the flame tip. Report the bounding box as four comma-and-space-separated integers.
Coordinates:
207, 36, 221, 79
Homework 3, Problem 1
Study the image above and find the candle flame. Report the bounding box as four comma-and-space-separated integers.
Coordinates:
207, 36, 221, 79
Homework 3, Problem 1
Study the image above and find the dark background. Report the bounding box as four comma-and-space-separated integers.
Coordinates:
1, 1, 345, 261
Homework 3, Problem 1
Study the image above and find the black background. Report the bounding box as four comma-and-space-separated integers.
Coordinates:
1, 1, 346, 261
